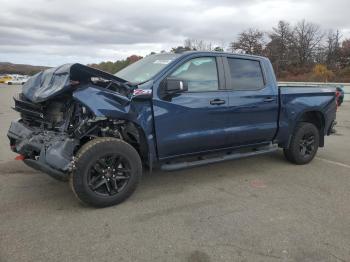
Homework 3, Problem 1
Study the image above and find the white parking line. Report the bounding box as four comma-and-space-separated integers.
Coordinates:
316, 157, 350, 169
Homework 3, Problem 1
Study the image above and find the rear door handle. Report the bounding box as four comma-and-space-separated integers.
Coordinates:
263, 97, 275, 102
210, 99, 226, 105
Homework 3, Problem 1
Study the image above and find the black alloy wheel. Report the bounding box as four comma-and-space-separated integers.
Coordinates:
70, 137, 142, 207
298, 133, 316, 157
88, 154, 131, 196
284, 122, 319, 165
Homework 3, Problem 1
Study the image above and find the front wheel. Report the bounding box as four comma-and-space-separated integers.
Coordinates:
283, 122, 319, 165
70, 137, 142, 207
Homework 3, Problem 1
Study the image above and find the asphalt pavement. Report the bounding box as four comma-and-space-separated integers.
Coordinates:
0, 84, 349, 262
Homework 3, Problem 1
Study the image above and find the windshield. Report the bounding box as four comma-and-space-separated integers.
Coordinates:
115, 54, 181, 83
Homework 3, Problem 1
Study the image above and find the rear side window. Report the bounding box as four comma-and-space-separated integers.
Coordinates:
227, 58, 265, 90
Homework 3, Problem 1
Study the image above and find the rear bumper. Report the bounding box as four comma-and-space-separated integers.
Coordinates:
8, 120, 78, 180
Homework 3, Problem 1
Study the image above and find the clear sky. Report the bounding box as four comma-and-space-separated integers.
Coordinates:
1, 0, 349, 66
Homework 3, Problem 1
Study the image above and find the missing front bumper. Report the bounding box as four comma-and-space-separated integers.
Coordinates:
8, 120, 78, 180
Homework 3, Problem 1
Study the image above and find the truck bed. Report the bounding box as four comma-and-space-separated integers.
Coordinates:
275, 85, 337, 147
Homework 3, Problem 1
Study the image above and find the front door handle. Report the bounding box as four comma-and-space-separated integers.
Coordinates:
210, 99, 226, 105
263, 97, 275, 102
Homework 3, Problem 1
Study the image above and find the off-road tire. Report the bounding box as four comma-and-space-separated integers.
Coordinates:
70, 137, 142, 207
283, 122, 319, 165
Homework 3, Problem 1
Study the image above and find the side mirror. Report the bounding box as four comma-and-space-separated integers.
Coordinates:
164, 78, 188, 94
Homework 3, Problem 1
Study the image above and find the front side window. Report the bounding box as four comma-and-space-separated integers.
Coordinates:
170, 57, 219, 92
227, 58, 265, 90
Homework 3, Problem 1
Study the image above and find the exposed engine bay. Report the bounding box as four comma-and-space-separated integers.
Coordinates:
8, 63, 148, 180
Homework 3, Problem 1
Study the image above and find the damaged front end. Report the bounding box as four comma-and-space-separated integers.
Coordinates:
8, 119, 78, 181
7, 63, 147, 181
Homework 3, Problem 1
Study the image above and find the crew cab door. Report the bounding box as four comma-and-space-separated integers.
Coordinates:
153, 55, 230, 159
224, 56, 279, 146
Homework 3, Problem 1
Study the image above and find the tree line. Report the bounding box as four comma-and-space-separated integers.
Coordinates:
89, 55, 143, 75
0, 62, 49, 76
91, 19, 350, 82
230, 20, 350, 82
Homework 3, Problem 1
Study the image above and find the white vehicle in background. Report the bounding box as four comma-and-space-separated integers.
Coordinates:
6, 75, 29, 85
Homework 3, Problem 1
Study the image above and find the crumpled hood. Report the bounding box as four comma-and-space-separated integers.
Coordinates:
22, 63, 127, 103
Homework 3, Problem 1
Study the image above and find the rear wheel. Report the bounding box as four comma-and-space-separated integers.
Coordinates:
283, 122, 319, 165
70, 137, 142, 207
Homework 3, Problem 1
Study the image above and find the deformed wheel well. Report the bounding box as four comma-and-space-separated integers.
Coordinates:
121, 122, 149, 162
74, 119, 149, 164
298, 111, 325, 147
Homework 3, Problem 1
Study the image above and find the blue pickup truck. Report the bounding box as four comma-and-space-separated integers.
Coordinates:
8, 51, 337, 207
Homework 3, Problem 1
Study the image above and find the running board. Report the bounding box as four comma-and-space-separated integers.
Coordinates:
160, 144, 278, 171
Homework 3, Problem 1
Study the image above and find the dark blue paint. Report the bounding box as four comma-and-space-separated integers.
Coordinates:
73, 84, 157, 164
153, 91, 230, 158
224, 56, 279, 147
225, 86, 279, 147
276, 87, 337, 147
72, 52, 337, 165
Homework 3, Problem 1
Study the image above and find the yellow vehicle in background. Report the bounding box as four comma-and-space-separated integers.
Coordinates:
0, 75, 12, 83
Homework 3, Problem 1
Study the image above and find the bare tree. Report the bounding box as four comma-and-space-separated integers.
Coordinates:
265, 21, 294, 74
184, 39, 194, 50
292, 20, 324, 66
340, 39, 350, 68
229, 28, 265, 55
313, 45, 327, 65
171, 46, 191, 53
325, 30, 342, 69
193, 39, 212, 51
183, 38, 214, 51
